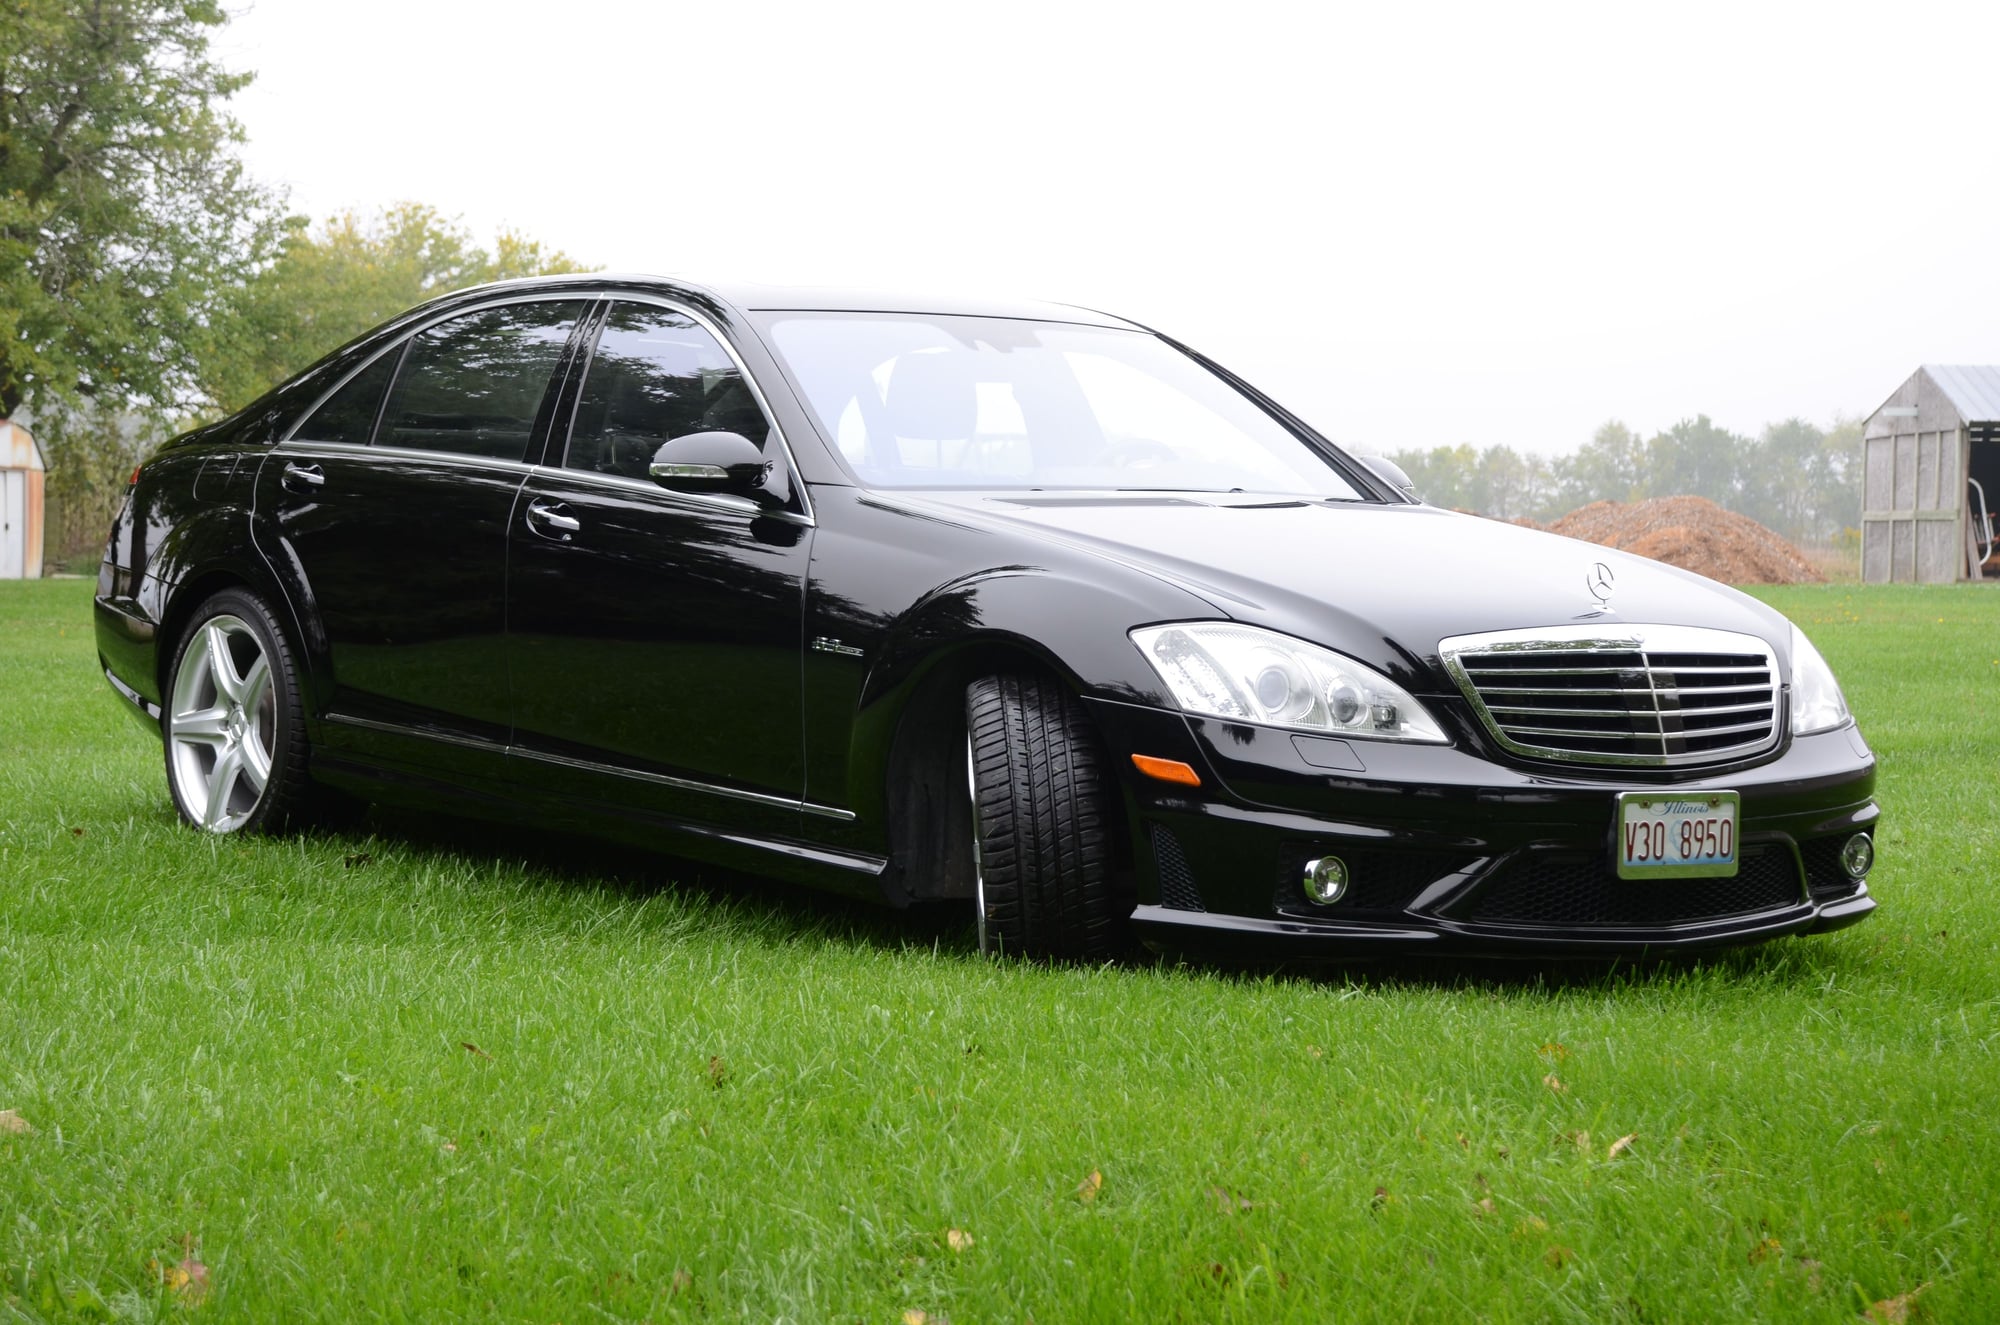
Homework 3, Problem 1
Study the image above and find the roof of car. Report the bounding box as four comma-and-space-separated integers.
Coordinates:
436, 272, 1151, 331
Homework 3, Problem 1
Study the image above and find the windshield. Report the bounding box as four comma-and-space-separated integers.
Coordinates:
759, 313, 1365, 498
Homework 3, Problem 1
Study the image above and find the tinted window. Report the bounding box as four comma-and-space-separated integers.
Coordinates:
294, 348, 401, 446
377, 300, 586, 460
563, 303, 771, 482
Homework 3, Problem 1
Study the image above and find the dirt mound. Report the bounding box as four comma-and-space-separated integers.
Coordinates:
1545, 496, 1823, 585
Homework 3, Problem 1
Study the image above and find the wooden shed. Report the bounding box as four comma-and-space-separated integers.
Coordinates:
0, 419, 46, 580
1861, 365, 2000, 582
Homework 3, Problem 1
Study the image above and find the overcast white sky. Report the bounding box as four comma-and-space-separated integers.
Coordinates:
215, 0, 2000, 456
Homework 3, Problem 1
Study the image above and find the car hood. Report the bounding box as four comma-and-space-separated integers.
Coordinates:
892, 491, 1793, 690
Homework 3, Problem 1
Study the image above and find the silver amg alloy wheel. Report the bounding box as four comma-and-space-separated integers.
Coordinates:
966, 732, 990, 955
167, 614, 275, 832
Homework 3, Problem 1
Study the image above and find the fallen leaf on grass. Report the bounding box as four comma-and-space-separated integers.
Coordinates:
1865, 1283, 1928, 1323
1543, 1244, 1575, 1268
1512, 1216, 1549, 1238
149, 1255, 211, 1306
460, 1041, 492, 1061
1748, 1236, 1782, 1264
945, 1228, 974, 1253
670, 1268, 694, 1294
1538, 1041, 1570, 1062
0, 1109, 31, 1135
1606, 1133, 1637, 1160
1473, 1197, 1496, 1218
1207, 1186, 1255, 1215
1560, 1129, 1590, 1151
343, 852, 373, 869
902, 1311, 949, 1325
1542, 1073, 1567, 1094
1368, 1185, 1392, 1213
1076, 1169, 1103, 1203
70, 826, 85, 838
707, 1055, 729, 1089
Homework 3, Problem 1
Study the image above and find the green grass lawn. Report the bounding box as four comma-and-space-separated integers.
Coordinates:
3, 578, 1996, 1323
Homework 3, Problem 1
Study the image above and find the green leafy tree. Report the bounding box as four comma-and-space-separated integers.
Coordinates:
0, 0, 285, 419
1738, 417, 1829, 540
1814, 414, 1863, 541
200, 203, 591, 413
1387, 444, 1480, 511
1476, 444, 1553, 521
1552, 420, 1647, 510
1644, 415, 1745, 507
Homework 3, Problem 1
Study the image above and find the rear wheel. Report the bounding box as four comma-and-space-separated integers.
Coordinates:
164, 589, 332, 834
964, 673, 1120, 959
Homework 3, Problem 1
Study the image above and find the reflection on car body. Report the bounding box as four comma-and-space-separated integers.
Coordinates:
93, 275, 1879, 959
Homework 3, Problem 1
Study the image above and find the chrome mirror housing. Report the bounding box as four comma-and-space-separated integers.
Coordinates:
648, 431, 780, 506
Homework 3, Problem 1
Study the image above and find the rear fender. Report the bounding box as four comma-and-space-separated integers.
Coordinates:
145, 500, 330, 725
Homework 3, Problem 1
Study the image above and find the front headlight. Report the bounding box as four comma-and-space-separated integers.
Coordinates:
1789, 623, 1851, 735
1130, 622, 1448, 743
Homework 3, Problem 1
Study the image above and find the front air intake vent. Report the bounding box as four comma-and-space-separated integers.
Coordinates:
1152, 826, 1204, 911
1439, 624, 1780, 768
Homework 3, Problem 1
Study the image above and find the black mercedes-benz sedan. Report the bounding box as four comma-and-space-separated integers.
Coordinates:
93, 274, 1878, 959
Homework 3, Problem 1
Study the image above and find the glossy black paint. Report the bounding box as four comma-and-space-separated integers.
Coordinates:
94, 273, 1880, 956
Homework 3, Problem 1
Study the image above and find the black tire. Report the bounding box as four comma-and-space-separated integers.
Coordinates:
965, 673, 1120, 959
162, 587, 342, 835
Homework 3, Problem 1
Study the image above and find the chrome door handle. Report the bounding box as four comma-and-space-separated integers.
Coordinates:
526, 499, 581, 536
281, 462, 325, 493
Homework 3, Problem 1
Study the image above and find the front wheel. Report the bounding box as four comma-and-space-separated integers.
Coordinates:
163, 588, 328, 834
965, 674, 1122, 959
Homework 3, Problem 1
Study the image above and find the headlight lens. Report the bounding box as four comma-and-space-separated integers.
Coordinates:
1789, 623, 1851, 735
1131, 623, 1448, 743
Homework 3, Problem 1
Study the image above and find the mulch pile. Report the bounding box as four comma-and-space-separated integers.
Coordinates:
1541, 495, 1824, 585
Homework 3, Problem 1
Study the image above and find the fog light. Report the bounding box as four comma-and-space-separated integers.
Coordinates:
1840, 833, 1873, 878
1302, 856, 1348, 905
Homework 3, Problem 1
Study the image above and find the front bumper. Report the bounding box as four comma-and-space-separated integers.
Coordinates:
1086, 696, 1880, 958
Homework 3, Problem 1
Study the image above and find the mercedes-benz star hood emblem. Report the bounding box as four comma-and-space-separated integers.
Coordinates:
1585, 560, 1616, 610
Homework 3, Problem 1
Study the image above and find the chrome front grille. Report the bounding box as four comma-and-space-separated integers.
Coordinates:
1438, 625, 1781, 767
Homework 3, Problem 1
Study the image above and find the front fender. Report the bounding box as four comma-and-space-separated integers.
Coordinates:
801, 485, 1218, 843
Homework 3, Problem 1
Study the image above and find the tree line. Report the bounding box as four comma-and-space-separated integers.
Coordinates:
5, 2, 584, 566
1385, 415, 1862, 545
4, 3, 1864, 570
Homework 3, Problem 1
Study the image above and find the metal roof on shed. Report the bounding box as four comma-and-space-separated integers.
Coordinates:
1921, 365, 2000, 424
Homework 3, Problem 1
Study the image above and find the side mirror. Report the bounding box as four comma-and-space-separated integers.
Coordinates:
1359, 454, 1420, 502
649, 431, 782, 507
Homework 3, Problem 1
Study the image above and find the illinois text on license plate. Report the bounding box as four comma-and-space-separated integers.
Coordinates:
1615, 791, 1740, 879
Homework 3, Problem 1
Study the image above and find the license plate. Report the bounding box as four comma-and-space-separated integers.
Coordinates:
1615, 791, 1739, 879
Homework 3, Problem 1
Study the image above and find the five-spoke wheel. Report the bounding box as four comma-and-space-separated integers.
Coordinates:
163, 588, 334, 835
167, 613, 275, 831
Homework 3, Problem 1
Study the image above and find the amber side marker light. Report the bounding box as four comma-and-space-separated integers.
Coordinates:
1131, 754, 1201, 787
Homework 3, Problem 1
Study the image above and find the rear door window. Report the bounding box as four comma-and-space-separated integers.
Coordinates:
376, 300, 586, 461
294, 348, 401, 446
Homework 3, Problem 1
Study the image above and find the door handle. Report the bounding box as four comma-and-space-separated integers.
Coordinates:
526, 499, 581, 538
281, 462, 325, 493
